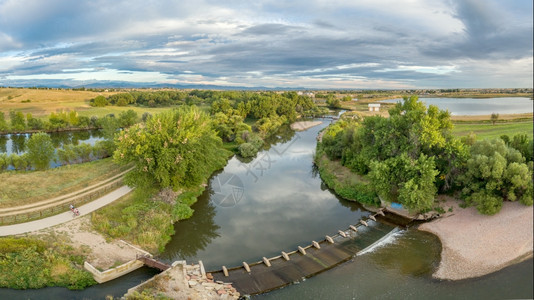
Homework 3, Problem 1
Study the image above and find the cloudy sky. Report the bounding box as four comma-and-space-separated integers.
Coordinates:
0, 0, 532, 89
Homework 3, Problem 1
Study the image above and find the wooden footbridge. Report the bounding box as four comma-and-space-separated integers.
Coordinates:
208, 209, 398, 296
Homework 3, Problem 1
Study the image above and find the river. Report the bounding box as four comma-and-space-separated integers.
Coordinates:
0, 118, 532, 299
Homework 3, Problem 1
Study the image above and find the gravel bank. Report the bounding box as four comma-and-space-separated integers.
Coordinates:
419, 198, 533, 280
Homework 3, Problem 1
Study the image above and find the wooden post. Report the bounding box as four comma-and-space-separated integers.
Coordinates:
312, 241, 321, 249
338, 230, 347, 238
349, 225, 358, 232
222, 266, 229, 277
378, 210, 385, 216
298, 246, 307, 255
360, 220, 368, 226
369, 215, 376, 221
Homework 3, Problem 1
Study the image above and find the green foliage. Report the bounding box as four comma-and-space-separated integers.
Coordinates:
369, 153, 439, 211
0, 112, 8, 131
319, 96, 467, 211
90, 95, 108, 107
26, 113, 44, 130
9, 110, 26, 131
92, 186, 205, 253
315, 153, 379, 206
0, 153, 9, 172
0, 237, 96, 290
26, 132, 56, 170
9, 153, 30, 170
326, 96, 341, 108
238, 142, 258, 158
491, 112, 499, 125
118, 109, 139, 127
114, 106, 230, 190
459, 139, 533, 215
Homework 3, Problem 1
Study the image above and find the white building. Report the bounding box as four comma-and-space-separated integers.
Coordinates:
368, 103, 381, 112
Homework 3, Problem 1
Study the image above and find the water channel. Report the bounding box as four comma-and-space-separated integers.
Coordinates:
380, 97, 533, 115
1, 117, 532, 299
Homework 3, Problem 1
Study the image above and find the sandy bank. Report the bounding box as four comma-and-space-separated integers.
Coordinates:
290, 120, 323, 131
419, 198, 533, 280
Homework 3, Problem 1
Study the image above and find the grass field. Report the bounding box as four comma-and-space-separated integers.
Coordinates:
452, 121, 533, 140
0, 158, 127, 208
0, 88, 188, 120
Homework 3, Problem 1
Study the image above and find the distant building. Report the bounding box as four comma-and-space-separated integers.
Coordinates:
368, 103, 381, 112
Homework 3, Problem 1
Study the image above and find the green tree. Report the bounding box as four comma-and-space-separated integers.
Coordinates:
490, 113, 499, 125
114, 106, 229, 190
0, 153, 9, 171
238, 142, 258, 158
26, 113, 44, 130
0, 112, 8, 131
369, 153, 439, 211
9, 110, 26, 131
91, 95, 108, 107
459, 139, 533, 214
26, 132, 56, 170
118, 109, 138, 127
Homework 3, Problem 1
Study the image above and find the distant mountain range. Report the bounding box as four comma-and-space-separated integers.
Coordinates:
0, 79, 310, 91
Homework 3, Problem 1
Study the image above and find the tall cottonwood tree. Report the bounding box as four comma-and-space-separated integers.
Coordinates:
114, 106, 228, 190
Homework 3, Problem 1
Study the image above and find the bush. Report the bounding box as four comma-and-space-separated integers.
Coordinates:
91, 95, 108, 107
10, 153, 30, 170
239, 142, 258, 158
460, 139, 533, 214
0, 153, 9, 171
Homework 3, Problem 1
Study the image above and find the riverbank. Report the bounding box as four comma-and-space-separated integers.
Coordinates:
419, 197, 533, 280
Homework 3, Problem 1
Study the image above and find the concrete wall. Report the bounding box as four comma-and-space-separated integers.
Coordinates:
84, 259, 145, 283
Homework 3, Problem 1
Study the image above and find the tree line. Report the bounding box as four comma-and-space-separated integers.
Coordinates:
0, 109, 138, 134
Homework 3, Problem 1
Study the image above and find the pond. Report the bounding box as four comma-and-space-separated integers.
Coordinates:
380, 97, 533, 115
0, 118, 532, 299
0, 129, 104, 156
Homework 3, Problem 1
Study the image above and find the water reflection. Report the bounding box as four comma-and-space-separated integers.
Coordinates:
0, 135, 7, 153
1, 129, 104, 156
10, 134, 26, 154
161, 121, 370, 270
161, 188, 221, 259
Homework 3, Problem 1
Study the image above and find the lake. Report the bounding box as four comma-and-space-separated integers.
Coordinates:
380, 97, 533, 115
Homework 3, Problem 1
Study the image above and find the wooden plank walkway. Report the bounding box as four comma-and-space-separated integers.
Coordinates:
137, 255, 171, 271
210, 210, 397, 296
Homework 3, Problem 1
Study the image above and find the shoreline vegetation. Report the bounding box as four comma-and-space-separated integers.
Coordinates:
315, 96, 533, 281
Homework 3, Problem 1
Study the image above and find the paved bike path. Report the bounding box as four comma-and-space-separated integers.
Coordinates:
0, 186, 132, 237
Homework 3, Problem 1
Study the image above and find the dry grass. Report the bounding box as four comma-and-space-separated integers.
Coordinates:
0, 88, 119, 118
0, 158, 126, 208
0, 87, 180, 120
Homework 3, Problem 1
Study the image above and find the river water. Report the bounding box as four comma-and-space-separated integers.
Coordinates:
380, 97, 533, 115
1, 119, 532, 299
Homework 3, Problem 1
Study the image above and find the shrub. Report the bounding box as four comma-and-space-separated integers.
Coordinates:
239, 142, 258, 158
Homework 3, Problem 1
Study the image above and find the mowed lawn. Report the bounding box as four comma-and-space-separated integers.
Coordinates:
452, 121, 533, 140
0, 158, 127, 208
